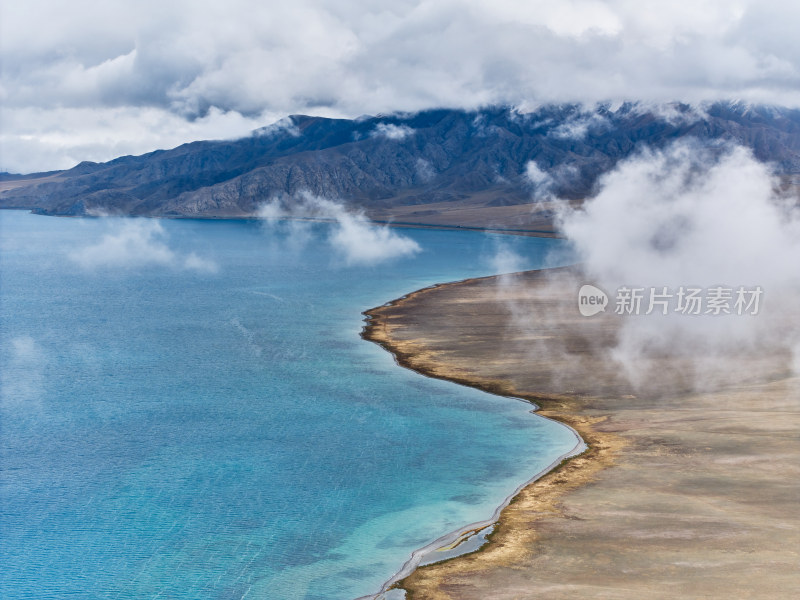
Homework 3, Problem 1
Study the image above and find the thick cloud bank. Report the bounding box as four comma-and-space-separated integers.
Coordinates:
258, 193, 421, 265
562, 143, 800, 291
3, 0, 800, 172
558, 142, 800, 387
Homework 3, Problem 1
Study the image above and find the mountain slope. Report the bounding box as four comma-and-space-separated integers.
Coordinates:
3, 103, 800, 230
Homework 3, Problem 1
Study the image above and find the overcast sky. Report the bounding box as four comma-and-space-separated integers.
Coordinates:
2, 0, 800, 173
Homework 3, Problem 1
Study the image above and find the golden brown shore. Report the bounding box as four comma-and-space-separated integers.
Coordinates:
363, 268, 800, 599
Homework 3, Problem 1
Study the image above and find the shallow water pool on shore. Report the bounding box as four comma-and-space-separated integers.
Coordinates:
1, 211, 578, 599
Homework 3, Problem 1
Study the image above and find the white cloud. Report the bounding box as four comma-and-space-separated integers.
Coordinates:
487, 242, 525, 275
526, 160, 580, 203
415, 158, 435, 182
525, 161, 554, 192
558, 141, 800, 385
549, 112, 610, 139
328, 211, 421, 265
252, 117, 301, 139
371, 123, 415, 140
1, 336, 46, 409
0, 106, 282, 174
68, 219, 219, 272
184, 252, 220, 273
70, 220, 174, 268
258, 192, 421, 265
560, 142, 800, 289
3, 0, 800, 172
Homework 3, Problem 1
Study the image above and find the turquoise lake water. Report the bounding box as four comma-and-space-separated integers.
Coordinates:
0, 211, 577, 599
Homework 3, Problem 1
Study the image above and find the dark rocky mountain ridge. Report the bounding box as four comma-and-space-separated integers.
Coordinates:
3, 103, 800, 230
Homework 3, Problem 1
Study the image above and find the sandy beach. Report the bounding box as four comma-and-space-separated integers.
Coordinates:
363, 268, 800, 599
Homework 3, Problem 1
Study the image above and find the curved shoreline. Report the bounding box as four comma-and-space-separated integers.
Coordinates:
362, 412, 586, 599
358, 270, 615, 599
358, 268, 800, 600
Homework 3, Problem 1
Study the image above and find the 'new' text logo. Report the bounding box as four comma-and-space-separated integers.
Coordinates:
578, 284, 608, 317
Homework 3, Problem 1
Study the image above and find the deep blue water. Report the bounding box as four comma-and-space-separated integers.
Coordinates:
0, 211, 577, 599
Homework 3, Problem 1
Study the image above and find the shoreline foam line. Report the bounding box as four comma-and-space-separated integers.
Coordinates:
359, 420, 586, 600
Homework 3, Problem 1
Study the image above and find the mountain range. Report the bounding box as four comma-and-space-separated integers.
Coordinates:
3, 103, 800, 232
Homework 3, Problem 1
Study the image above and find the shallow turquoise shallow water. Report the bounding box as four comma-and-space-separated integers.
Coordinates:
0, 211, 577, 599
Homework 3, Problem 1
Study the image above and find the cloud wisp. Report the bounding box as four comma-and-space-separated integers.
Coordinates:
1, 336, 47, 411
525, 161, 556, 198
371, 123, 415, 141
68, 219, 219, 272
258, 192, 421, 265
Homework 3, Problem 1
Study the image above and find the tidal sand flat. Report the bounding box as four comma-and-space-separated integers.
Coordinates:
365, 268, 800, 599
0, 211, 580, 600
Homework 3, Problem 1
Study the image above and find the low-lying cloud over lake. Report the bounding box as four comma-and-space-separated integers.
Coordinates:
258, 192, 421, 265
69, 219, 219, 273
